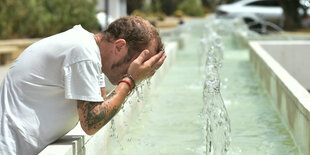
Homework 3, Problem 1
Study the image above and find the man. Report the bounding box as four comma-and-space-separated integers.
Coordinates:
0, 16, 166, 154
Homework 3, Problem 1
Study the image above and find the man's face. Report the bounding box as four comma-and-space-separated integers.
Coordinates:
106, 39, 157, 85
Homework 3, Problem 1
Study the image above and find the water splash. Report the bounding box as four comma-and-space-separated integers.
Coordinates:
146, 78, 152, 89
135, 83, 145, 104
108, 78, 153, 154
201, 28, 231, 155
200, 27, 224, 69
205, 46, 223, 70
203, 90, 231, 154
110, 118, 125, 155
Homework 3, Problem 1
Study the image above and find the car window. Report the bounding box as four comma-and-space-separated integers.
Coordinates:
246, 0, 280, 7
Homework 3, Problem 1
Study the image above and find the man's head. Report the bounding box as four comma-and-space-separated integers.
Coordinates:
98, 16, 164, 84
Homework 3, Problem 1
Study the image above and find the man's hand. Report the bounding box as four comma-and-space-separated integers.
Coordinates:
127, 50, 166, 85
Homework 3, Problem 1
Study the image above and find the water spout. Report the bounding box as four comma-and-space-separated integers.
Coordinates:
201, 28, 231, 154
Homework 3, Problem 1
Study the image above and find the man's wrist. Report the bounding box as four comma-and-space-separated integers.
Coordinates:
122, 74, 136, 89
118, 78, 132, 92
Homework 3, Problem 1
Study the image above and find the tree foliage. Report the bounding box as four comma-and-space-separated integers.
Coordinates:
129, 0, 206, 17
127, 0, 144, 14
159, 0, 185, 15
177, 0, 205, 16
0, 0, 99, 39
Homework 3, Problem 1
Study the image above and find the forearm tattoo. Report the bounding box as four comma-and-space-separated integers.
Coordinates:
77, 90, 120, 131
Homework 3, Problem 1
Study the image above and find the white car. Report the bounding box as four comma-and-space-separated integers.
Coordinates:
216, 0, 310, 32
216, 0, 282, 32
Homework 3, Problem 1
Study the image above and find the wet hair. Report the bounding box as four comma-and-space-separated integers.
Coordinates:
101, 16, 163, 59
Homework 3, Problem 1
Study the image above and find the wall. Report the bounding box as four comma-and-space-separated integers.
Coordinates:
249, 41, 310, 155
259, 41, 310, 90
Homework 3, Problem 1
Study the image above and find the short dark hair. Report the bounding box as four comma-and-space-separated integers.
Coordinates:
101, 16, 163, 58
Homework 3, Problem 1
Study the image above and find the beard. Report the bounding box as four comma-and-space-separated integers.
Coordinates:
108, 58, 129, 85
111, 54, 131, 70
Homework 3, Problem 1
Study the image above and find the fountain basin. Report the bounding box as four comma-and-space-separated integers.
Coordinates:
249, 40, 310, 155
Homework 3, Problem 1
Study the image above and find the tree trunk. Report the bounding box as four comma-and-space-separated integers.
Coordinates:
280, 0, 301, 30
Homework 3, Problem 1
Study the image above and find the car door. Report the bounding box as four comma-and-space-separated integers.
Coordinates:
245, 0, 282, 22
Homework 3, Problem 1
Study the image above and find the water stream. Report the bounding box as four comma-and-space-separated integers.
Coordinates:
201, 28, 231, 155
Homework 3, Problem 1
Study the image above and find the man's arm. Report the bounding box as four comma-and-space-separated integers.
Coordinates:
77, 77, 131, 135
77, 50, 166, 135
100, 87, 106, 98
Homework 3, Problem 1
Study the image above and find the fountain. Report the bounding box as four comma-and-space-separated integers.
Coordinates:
39, 17, 308, 155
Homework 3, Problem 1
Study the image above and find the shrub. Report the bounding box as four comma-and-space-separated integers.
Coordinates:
0, 0, 99, 39
131, 9, 148, 19
157, 12, 167, 21
177, 0, 205, 17
174, 10, 184, 18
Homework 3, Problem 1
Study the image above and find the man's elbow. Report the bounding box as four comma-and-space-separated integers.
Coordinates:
84, 129, 96, 135
81, 127, 95, 135
80, 121, 108, 135
80, 123, 97, 135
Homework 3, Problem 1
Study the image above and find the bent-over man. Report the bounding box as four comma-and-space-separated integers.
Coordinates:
0, 16, 166, 154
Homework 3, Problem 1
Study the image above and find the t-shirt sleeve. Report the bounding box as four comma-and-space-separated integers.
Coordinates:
99, 73, 106, 88
63, 60, 104, 102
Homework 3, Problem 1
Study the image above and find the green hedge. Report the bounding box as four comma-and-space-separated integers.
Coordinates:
0, 0, 99, 39
177, 0, 205, 17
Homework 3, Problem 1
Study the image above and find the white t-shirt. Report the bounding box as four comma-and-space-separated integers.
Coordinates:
0, 25, 105, 155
